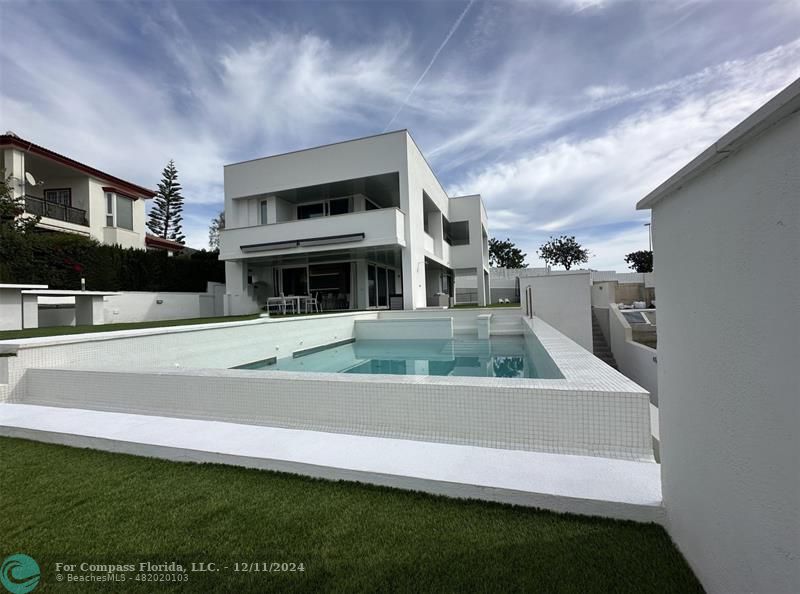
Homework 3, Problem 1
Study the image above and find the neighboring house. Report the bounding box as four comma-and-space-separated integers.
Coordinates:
636, 79, 799, 593
220, 130, 490, 313
1, 132, 155, 248
145, 233, 185, 256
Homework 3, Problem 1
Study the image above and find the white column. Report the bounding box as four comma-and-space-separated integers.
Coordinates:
224, 260, 257, 315
3, 149, 25, 199
21, 294, 39, 329
0, 288, 24, 331
75, 295, 104, 326
477, 269, 488, 307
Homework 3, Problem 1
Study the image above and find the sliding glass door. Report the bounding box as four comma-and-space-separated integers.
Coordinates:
368, 264, 393, 308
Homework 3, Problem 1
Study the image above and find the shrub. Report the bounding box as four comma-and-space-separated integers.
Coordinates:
0, 232, 224, 291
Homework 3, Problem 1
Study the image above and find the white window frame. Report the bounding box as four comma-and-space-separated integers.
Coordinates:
105, 191, 134, 231
260, 200, 269, 225
105, 192, 115, 227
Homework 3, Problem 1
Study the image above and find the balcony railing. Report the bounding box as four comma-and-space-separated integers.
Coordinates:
219, 207, 406, 260
25, 195, 89, 227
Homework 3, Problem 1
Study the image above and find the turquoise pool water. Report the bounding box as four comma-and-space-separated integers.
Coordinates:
236, 335, 563, 379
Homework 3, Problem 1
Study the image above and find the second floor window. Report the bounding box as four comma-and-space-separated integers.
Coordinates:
44, 188, 71, 206
297, 197, 351, 219
105, 192, 134, 231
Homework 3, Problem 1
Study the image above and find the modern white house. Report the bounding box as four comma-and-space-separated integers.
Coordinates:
1, 132, 155, 249
637, 78, 799, 593
219, 130, 490, 313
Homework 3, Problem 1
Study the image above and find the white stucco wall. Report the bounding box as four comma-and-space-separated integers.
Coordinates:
519, 271, 592, 351
649, 107, 799, 593
2, 146, 147, 249
221, 131, 488, 310
608, 305, 658, 405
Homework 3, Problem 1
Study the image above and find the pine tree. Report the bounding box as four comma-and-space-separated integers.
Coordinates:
147, 160, 185, 244
208, 210, 225, 250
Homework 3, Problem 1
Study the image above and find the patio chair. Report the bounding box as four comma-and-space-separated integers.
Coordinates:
303, 293, 320, 313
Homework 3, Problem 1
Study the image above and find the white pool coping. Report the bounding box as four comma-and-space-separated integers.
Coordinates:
0, 403, 663, 523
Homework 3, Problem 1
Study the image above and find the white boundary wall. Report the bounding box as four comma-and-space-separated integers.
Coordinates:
32, 284, 226, 327
608, 304, 658, 405
519, 271, 592, 351
643, 92, 800, 592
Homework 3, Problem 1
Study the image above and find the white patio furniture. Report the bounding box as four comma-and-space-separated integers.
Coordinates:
302, 294, 320, 313
0, 284, 48, 331
19, 289, 118, 329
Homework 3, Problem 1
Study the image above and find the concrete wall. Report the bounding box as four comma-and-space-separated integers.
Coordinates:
650, 106, 799, 592
608, 305, 658, 405
520, 271, 592, 351
33, 288, 224, 328
103, 292, 217, 323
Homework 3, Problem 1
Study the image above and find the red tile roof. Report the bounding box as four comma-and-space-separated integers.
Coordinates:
0, 133, 156, 199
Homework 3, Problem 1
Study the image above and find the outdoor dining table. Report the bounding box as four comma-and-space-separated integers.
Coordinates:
267, 295, 306, 314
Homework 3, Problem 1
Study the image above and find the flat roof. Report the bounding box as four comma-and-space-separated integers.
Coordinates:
20, 290, 118, 296
224, 129, 408, 168
0, 133, 156, 199
637, 77, 800, 210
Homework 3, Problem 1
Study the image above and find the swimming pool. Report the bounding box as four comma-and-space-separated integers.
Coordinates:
234, 335, 564, 379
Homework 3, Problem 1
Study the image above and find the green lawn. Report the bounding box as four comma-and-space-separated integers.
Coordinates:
0, 314, 261, 341
0, 437, 701, 593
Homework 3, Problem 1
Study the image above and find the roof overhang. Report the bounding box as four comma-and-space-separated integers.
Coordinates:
636, 77, 800, 210
145, 234, 185, 252
0, 134, 157, 199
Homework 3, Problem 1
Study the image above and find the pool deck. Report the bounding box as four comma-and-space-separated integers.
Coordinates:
0, 403, 663, 524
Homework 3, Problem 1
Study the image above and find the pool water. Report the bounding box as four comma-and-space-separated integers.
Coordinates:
237, 335, 563, 379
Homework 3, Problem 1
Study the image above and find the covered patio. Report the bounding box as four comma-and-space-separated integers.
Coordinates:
246, 247, 404, 312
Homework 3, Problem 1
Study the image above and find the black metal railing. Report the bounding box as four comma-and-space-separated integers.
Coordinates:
25, 195, 89, 227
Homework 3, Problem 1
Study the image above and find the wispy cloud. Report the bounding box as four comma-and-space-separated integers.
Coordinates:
384, 0, 476, 131
1, 0, 798, 262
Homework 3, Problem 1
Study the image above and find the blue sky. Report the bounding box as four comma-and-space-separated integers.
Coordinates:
2, 0, 798, 270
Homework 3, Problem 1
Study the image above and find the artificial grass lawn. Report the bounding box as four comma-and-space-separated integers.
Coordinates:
0, 314, 260, 341
1, 437, 701, 593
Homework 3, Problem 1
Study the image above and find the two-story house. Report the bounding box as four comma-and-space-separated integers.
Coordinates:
220, 130, 490, 313
1, 132, 155, 248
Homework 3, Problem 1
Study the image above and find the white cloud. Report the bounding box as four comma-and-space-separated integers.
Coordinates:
0, 11, 417, 247
448, 39, 800, 270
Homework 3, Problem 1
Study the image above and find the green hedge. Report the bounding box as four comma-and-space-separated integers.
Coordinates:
0, 232, 224, 292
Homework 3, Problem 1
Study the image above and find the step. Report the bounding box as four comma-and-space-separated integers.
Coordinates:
0, 404, 664, 524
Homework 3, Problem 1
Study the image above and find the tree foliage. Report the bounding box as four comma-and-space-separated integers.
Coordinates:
0, 232, 223, 291
488, 237, 528, 268
147, 160, 185, 243
624, 250, 653, 273
0, 169, 40, 234
537, 235, 589, 270
208, 210, 225, 250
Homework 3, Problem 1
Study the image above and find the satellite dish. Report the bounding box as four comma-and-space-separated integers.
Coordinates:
24, 172, 37, 186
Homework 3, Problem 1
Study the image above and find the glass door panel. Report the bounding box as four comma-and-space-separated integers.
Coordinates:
378, 267, 388, 307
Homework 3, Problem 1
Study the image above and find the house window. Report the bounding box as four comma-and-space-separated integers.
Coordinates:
44, 188, 71, 206
297, 198, 353, 220
116, 196, 133, 230
260, 200, 269, 224
105, 193, 114, 226
297, 202, 325, 219
105, 192, 134, 230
